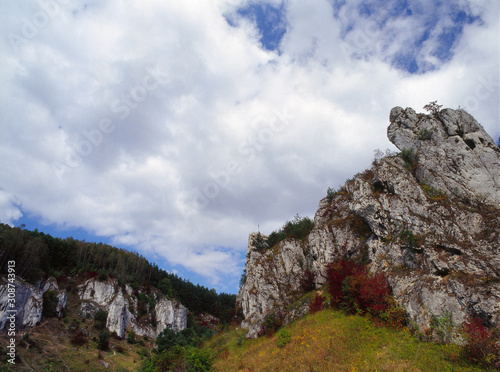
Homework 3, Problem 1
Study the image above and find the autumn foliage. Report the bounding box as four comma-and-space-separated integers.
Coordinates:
327, 259, 392, 318
461, 316, 500, 368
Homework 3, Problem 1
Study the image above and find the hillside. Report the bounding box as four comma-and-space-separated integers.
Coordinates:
0, 225, 235, 370
205, 308, 496, 372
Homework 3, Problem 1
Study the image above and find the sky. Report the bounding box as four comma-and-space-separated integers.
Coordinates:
1, 0, 499, 294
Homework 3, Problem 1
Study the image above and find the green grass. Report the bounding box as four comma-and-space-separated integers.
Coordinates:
205, 309, 491, 372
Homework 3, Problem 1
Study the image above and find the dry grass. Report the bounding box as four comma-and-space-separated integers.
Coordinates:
0, 291, 153, 371
207, 310, 490, 372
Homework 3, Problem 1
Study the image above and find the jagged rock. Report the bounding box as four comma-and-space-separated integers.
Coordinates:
238, 107, 500, 339
78, 278, 187, 339
0, 277, 67, 330
388, 107, 500, 205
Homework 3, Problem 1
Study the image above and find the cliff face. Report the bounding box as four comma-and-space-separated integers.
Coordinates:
0, 277, 67, 330
238, 107, 500, 338
0, 277, 186, 339
78, 278, 187, 339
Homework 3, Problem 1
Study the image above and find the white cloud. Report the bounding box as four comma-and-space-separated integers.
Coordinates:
0, 0, 498, 292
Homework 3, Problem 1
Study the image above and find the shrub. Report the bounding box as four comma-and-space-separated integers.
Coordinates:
276, 327, 292, 347
155, 328, 177, 353
420, 183, 447, 201
461, 317, 499, 368
97, 330, 109, 351
326, 187, 337, 203
423, 100, 442, 115
327, 259, 364, 308
266, 215, 315, 249
239, 270, 246, 288
42, 290, 59, 318
430, 311, 454, 344
252, 232, 269, 252
127, 330, 136, 344
94, 309, 108, 330
258, 310, 285, 337
70, 329, 88, 346
184, 346, 214, 372
309, 293, 326, 314
300, 269, 316, 292
398, 148, 416, 172
327, 259, 392, 318
399, 229, 419, 249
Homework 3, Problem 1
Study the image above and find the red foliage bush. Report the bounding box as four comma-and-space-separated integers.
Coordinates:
70, 329, 88, 346
327, 259, 391, 317
87, 271, 98, 279
461, 317, 499, 368
309, 293, 326, 314
327, 259, 364, 308
300, 269, 316, 292
257, 310, 285, 337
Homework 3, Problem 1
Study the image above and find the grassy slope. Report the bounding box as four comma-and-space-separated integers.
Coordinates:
1, 291, 154, 371
206, 309, 490, 372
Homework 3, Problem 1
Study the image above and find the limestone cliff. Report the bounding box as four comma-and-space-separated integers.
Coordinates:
78, 278, 187, 339
238, 106, 500, 338
0, 276, 187, 339
0, 277, 66, 330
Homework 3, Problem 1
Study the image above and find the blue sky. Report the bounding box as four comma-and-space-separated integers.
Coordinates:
1, 0, 498, 295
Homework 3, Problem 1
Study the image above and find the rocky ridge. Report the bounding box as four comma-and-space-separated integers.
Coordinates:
0, 276, 186, 339
238, 107, 500, 339
78, 278, 187, 339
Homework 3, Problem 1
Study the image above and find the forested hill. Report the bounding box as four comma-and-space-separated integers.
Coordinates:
0, 223, 235, 322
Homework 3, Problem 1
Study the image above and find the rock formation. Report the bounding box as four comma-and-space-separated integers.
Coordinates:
0, 277, 66, 330
78, 278, 187, 339
238, 106, 500, 338
0, 276, 187, 339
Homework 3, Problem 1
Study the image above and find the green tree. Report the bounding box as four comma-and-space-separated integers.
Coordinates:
155, 328, 177, 353
42, 290, 58, 318
97, 330, 109, 351
158, 278, 173, 298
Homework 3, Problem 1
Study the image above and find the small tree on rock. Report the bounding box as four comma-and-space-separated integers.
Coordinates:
423, 100, 442, 115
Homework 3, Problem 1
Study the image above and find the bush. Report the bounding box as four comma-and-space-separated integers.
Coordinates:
398, 148, 416, 172
252, 232, 269, 251
327, 259, 364, 308
309, 293, 326, 314
399, 229, 419, 249
258, 310, 285, 337
327, 259, 392, 318
461, 317, 499, 368
276, 328, 292, 347
423, 100, 442, 115
94, 309, 108, 330
300, 269, 316, 292
184, 346, 214, 372
42, 290, 58, 318
70, 329, 88, 346
266, 214, 315, 249
127, 330, 136, 344
430, 311, 454, 344
155, 328, 177, 353
97, 330, 109, 351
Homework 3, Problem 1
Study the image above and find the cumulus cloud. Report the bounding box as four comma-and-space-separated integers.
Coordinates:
0, 0, 498, 292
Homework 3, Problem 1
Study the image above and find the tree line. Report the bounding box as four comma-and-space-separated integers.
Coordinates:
0, 223, 235, 322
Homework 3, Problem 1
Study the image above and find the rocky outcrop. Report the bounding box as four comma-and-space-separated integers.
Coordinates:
0, 277, 66, 331
78, 278, 187, 339
238, 106, 500, 338
0, 276, 187, 339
